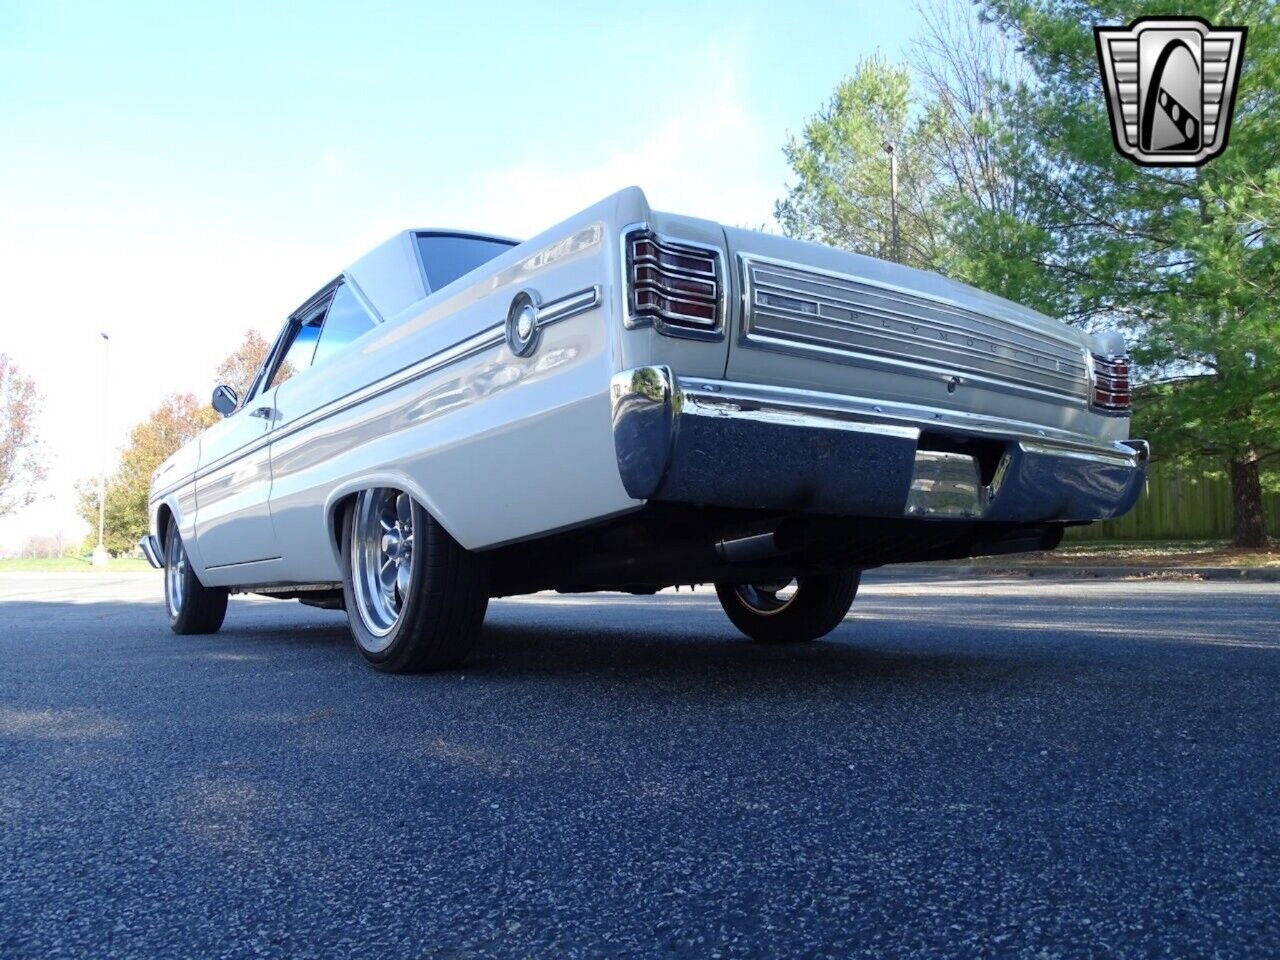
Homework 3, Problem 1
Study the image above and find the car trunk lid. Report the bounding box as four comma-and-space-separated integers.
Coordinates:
721, 227, 1098, 438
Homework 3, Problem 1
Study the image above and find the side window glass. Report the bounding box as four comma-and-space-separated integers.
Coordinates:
312, 283, 376, 367
268, 315, 323, 390
244, 321, 292, 404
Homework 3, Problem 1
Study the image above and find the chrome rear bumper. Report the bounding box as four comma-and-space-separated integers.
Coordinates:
609, 366, 1148, 523
139, 535, 163, 569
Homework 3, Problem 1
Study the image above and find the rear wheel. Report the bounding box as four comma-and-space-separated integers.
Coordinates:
164, 526, 228, 635
715, 571, 859, 643
340, 488, 489, 673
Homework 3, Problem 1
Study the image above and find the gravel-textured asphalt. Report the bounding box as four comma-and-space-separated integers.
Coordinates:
1, 571, 1278, 959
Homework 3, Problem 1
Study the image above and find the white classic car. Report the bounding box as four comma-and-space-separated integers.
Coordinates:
142, 187, 1147, 672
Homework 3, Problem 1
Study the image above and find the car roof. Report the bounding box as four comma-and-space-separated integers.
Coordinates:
342, 229, 520, 322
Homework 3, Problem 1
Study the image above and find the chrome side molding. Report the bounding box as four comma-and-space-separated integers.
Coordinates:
153, 285, 604, 505
537, 285, 601, 327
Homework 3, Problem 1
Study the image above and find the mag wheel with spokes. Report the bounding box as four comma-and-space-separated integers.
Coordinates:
351, 488, 416, 646
341, 487, 489, 673
164, 525, 228, 635
714, 571, 860, 644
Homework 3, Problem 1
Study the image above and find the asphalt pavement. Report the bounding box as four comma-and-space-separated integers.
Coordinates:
1, 571, 1278, 958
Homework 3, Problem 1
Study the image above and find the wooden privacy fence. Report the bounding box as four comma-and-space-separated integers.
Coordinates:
1066, 463, 1280, 541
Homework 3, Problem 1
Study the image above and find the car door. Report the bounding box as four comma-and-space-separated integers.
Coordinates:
267, 280, 379, 581
193, 307, 325, 577
192, 388, 278, 574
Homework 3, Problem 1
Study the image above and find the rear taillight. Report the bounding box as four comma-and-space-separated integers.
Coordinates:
625, 227, 723, 338
1091, 353, 1131, 414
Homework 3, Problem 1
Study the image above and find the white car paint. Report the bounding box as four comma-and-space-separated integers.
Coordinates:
147, 186, 1137, 590
154, 188, 651, 587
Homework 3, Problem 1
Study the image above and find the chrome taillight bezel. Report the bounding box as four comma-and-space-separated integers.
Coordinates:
1089, 352, 1132, 415
622, 224, 725, 341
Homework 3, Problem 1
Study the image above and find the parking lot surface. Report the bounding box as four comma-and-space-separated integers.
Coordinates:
1, 571, 1278, 958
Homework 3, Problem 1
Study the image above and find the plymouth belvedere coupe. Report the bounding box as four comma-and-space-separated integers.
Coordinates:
142, 186, 1147, 672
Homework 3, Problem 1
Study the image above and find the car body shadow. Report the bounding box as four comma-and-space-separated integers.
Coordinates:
0, 594, 1046, 696
463, 614, 1041, 695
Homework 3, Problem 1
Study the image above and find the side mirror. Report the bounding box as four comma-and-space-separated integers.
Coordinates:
211, 384, 239, 417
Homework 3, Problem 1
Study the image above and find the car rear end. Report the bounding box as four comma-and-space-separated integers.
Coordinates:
608, 207, 1147, 552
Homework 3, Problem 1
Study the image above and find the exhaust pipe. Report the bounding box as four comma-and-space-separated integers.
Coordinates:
715, 531, 782, 563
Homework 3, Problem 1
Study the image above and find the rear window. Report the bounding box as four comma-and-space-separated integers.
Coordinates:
415, 233, 516, 293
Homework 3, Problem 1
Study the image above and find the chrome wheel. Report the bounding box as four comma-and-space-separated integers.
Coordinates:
733, 579, 798, 616
165, 532, 186, 619
351, 489, 415, 649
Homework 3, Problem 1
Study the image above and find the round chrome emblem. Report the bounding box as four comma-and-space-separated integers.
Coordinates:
516, 304, 536, 342
506, 291, 541, 357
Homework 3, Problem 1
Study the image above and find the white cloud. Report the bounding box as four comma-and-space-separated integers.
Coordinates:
0, 225, 331, 552
0, 44, 788, 552
447, 52, 784, 238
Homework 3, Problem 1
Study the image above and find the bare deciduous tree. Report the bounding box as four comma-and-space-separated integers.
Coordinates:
18, 532, 71, 559
910, 0, 1032, 220
776, 1, 1035, 283
215, 329, 273, 401
75, 329, 273, 553
0, 354, 46, 518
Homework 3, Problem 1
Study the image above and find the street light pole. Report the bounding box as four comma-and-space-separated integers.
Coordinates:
92, 332, 110, 566
883, 141, 900, 263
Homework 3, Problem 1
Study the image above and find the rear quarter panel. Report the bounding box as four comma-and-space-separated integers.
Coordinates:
267, 188, 654, 581
611, 209, 734, 381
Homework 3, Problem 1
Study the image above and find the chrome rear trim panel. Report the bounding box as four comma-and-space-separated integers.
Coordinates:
678, 376, 1135, 461
739, 254, 1091, 405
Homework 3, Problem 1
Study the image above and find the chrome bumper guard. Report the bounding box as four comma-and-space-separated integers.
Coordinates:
139, 535, 163, 569
609, 366, 1148, 523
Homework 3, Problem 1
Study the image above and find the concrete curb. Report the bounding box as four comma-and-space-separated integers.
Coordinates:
909, 564, 1280, 582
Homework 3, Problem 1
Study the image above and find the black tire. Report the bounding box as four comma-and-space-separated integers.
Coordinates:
715, 571, 860, 643
164, 525, 228, 635
340, 490, 489, 673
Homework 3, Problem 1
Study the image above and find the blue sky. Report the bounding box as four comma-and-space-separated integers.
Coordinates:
0, 0, 925, 548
